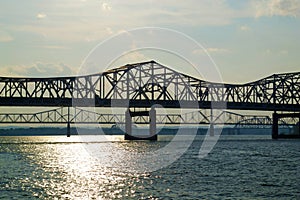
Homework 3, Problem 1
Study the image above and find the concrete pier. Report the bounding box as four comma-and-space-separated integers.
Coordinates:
124, 108, 157, 140
272, 112, 300, 139
125, 109, 132, 137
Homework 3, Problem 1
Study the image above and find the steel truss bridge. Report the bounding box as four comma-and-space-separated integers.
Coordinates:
0, 61, 299, 139
0, 107, 296, 129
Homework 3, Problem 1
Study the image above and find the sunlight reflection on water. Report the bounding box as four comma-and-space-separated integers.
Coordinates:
0, 135, 299, 199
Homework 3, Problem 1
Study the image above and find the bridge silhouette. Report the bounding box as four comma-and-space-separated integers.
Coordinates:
0, 61, 299, 139
0, 107, 295, 127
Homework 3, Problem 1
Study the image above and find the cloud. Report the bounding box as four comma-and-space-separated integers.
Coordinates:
0, 31, 13, 42
106, 27, 114, 35
107, 50, 149, 69
193, 48, 231, 55
263, 49, 289, 56
40, 45, 69, 50
7, 0, 254, 43
0, 63, 74, 77
263, 49, 272, 55
13, 19, 119, 43
255, 0, 300, 17
84, 27, 114, 42
102, 2, 112, 11
279, 49, 289, 55
137, 0, 252, 26
3, 0, 297, 45
240, 25, 251, 31
36, 13, 47, 19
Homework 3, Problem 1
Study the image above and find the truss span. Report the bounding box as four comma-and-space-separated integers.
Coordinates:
0, 61, 299, 111
0, 107, 297, 127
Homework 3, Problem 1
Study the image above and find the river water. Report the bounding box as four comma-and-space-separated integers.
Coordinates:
0, 135, 299, 199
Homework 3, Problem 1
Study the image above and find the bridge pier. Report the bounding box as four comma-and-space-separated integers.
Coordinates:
67, 122, 71, 137
272, 112, 300, 139
125, 109, 132, 137
67, 106, 71, 137
124, 108, 157, 140
209, 109, 214, 136
209, 123, 214, 136
149, 108, 156, 138
298, 115, 300, 134
272, 112, 278, 139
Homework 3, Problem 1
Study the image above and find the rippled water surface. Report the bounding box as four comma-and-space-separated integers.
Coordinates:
0, 135, 299, 199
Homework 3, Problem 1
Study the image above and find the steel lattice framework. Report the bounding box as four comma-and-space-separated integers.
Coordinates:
0, 107, 296, 128
0, 61, 299, 111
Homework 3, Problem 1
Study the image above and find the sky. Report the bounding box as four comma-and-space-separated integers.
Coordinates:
0, 0, 299, 83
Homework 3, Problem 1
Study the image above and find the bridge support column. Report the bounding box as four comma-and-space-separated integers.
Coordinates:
67, 107, 71, 137
125, 109, 132, 137
67, 122, 71, 137
272, 112, 278, 139
124, 108, 157, 141
298, 116, 300, 136
210, 109, 214, 136
150, 107, 156, 137
210, 124, 214, 136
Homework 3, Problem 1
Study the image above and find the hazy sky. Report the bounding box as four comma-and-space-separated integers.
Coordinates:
0, 0, 299, 83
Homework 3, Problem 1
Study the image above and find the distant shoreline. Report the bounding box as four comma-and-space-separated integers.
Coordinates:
0, 126, 278, 136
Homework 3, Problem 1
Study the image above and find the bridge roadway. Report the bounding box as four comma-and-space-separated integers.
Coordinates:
0, 61, 299, 139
